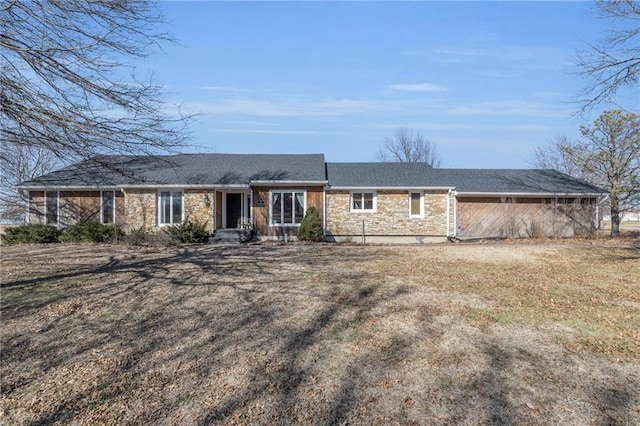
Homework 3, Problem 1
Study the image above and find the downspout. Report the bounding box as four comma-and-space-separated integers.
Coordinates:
453, 189, 458, 238
446, 189, 451, 237
322, 185, 327, 238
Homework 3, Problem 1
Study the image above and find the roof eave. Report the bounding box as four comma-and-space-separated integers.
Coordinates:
250, 180, 328, 186
328, 185, 455, 190
456, 191, 607, 197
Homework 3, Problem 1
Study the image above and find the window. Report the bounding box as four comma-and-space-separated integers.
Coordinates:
409, 191, 423, 218
351, 191, 376, 212
101, 191, 115, 224
45, 191, 59, 225
270, 190, 305, 226
158, 191, 183, 225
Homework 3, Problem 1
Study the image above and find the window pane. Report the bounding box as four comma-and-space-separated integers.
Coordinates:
102, 191, 114, 224
160, 191, 171, 224
352, 193, 362, 210
272, 192, 281, 224
172, 191, 182, 223
410, 192, 421, 216
283, 192, 293, 224
46, 191, 58, 225
294, 192, 305, 224
363, 193, 373, 210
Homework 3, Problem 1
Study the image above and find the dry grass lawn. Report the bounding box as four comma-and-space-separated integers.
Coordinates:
1, 239, 639, 425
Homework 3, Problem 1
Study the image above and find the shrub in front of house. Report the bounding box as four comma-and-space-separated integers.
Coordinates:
298, 206, 323, 242
1, 224, 62, 244
59, 221, 125, 243
164, 220, 210, 243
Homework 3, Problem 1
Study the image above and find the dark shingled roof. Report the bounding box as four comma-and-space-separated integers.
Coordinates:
427, 169, 607, 194
19, 153, 327, 187
326, 163, 606, 195
20, 154, 606, 196
326, 162, 436, 187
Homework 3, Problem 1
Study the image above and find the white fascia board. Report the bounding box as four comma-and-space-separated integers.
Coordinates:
328, 186, 455, 190
17, 184, 250, 190
456, 191, 606, 197
250, 180, 328, 186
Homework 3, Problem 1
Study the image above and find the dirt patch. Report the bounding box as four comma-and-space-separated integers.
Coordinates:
1, 241, 639, 424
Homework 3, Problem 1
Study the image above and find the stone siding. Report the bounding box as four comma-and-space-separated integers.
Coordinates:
326, 190, 450, 237
183, 190, 215, 232
122, 189, 157, 232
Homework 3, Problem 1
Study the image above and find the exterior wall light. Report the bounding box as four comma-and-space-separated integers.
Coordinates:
203, 194, 211, 207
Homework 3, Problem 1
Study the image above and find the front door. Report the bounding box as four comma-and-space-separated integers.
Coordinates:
226, 193, 242, 228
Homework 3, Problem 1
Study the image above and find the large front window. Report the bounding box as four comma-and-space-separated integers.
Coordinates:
101, 191, 115, 224
270, 190, 305, 226
159, 191, 183, 225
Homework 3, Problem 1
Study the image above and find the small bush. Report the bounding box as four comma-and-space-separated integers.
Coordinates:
164, 220, 209, 243
526, 219, 546, 238
1, 224, 62, 244
59, 221, 124, 243
298, 206, 323, 242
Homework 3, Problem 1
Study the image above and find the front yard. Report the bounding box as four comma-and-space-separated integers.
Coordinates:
2, 240, 639, 424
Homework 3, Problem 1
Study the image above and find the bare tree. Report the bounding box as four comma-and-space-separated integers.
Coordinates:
533, 111, 639, 237
0, 143, 60, 223
1, 1, 190, 164
377, 127, 441, 166
530, 134, 585, 178
578, 110, 639, 236
576, 0, 640, 112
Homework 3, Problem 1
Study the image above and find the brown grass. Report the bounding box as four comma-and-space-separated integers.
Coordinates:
1, 240, 639, 424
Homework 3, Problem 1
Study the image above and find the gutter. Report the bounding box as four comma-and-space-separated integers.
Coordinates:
456, 191, 607, 197
329, 186, 455, 191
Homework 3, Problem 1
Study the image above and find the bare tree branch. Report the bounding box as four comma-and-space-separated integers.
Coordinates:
0, 143, 60, 223
0, 0, 192, 163
377, 127, 441, 167
576, 0, 640, 112
532, 111, 639, 237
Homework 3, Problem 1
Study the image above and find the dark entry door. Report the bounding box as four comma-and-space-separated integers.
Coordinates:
226, 193, 242, 228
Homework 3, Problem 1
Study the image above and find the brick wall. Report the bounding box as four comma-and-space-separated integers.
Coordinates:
326, 190, 451, 237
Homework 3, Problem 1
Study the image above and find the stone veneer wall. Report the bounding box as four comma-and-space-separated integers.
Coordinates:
326, 190, 451, 237
122, 189, 216, 233
183, 190, 215, 232
122, 189, 157, 232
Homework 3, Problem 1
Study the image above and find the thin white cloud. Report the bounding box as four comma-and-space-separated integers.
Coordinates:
355, 122, 551, 131
199, 85, 251, 92
215, 128, 323, 135
178, 97, 390, 117
447, 100, 571, 118
388, 83, 447, 92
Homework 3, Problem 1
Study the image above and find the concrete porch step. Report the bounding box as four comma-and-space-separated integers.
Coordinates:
209, 228, 253, 244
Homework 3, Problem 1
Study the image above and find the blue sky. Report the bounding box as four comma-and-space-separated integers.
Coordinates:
144, 1, 635, 168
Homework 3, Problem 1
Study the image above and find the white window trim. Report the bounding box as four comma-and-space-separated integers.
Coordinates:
350, 190, 377, 213
45, 190, 59, 226
100, 190, 116, 225
157, 190, 184, 226
269, 189, 307, 227
409, 191, 424, 218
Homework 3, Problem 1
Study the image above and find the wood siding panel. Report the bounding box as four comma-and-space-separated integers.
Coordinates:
457, 197, 597, 238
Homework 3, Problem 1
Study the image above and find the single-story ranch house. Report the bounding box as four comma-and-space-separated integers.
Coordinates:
18, 153, 608, 242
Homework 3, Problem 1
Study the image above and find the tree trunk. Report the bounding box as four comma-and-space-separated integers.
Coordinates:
610, 196, 620, 237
